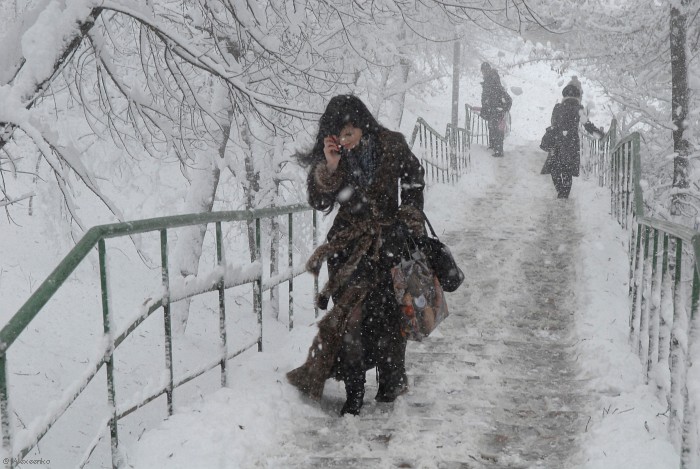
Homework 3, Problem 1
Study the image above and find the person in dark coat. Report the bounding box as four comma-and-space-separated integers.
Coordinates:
287, 95, 426, 416
480, 62, 510, 157
546, 83, 603, 198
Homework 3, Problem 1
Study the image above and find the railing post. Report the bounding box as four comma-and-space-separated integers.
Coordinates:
464, 104, 471, 147
160, 229, 174, 416
216, 222, 227, 387
599, 138, 603, 183
627, 142, 633, 226
630, 222, 644, 345
639, 226, 652, 361
254, 218, 263, 352
658, 233, 672, 396
98, 239, 120, 469
669, 238, 685, 449
680, 264, 700, 468
647, 229, 661, 380
0, 354, 11, 469
288, 213, 294, 331
629, 222, 642, 304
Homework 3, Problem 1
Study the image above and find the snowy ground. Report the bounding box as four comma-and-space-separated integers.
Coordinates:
122, 139, 679, 468
0, 62, 681, 468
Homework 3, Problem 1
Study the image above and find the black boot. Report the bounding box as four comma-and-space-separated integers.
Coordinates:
340, 380, 365, 416
375, 371, 408, 402
375, 324, 408, 402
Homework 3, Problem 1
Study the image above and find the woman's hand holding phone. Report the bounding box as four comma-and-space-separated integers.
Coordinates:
323, 135, 342, 172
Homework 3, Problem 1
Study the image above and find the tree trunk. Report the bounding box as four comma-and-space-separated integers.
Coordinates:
170, 161, 221, 333
450, 41, 461, 172
269, 209, 280, 320
170, 106, 232, 333
392, 57, 411, 128
670, 0, 690, 214
240, 116, 260, 263
388, 27, 411, 129
372, 67, 392, 119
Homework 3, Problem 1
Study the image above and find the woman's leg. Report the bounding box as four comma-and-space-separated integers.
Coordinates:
337, 302, 366, 416
492, 115, 505, 157
375, 331, 408, 402
487, 118, 496, 149
363, 282, 408, 402
551, 171, 563, 197
560, 172, 573, 198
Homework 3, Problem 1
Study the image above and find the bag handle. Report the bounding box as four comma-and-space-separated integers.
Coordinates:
420, 210, 440, 240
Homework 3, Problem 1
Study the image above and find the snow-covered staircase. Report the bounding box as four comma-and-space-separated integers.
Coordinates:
274, 149, 594, 468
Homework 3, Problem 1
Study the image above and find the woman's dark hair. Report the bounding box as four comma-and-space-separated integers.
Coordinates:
562, 84, 581, 98
296, 95, 383, 167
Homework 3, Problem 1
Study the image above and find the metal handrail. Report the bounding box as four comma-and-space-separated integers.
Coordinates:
465, 104, 489, 146
408, 117, 469, 184
603, 130, 699, 468
0, 203, 315, 468
580, 119, 618, 186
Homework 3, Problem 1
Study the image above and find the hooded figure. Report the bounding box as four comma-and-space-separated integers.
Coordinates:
545, 83, 603, 198
287, 95, 426, 416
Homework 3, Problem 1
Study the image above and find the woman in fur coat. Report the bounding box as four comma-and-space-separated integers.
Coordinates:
287, 95, 426, 416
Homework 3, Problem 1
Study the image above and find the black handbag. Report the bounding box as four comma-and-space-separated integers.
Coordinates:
540, 126, 557, 152
414, 214, 465, 293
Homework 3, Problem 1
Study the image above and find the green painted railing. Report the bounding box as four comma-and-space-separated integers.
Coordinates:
409, 117, 469, 184
580, 119, 617, 187
0, 204, 316, 468
602, 131, 699, 468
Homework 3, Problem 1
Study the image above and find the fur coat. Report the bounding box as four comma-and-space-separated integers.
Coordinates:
286, 129, 425, 399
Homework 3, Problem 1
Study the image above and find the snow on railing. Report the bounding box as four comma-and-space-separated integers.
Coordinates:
0, 204, 317, 468
408, 117, 469, 185
580, 119, 617, 186
603, 131, 700, 469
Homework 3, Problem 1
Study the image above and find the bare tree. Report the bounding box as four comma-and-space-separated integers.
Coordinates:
0, 0, 551, 329
670, 0, 691, 213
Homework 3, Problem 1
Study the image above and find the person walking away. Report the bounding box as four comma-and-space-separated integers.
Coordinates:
287, 95, 426, 416
480, 62, 511, 157
546, 83, 603, 198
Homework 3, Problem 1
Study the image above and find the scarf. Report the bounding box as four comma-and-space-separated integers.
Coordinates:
345, 134, 378, 186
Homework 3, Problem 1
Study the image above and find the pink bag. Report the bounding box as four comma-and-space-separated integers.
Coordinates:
498, 115, 507, 132
391, 251, 449, 341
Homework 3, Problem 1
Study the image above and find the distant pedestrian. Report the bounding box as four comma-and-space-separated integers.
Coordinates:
543, 83, 603, 198
480, 62, 512, 157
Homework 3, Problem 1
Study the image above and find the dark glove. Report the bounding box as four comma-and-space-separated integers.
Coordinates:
583, 121, 603, 138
